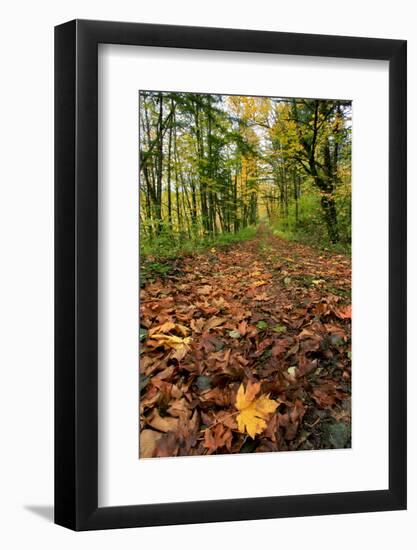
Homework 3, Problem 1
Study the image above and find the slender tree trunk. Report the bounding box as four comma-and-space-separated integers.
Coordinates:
166, 99, 174, 230
233, 171, 239, 233
173, 113, 181, 233
293, 171, 299, 226
155, 93, 164, 234
194, 100, 209, 235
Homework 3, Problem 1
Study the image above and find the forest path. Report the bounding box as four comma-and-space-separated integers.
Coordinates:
140, 225, 352, 457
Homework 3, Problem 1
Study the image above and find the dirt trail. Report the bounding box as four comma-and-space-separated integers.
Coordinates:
140, 226, 351, 457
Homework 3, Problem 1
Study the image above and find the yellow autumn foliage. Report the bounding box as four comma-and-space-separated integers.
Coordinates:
148, 333, 191, 351
235, 381, 278, 439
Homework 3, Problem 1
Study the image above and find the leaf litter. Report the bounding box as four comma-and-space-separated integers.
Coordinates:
139, 226, 351, 458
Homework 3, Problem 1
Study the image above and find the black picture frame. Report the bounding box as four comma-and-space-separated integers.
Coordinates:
55, 19, 407, 531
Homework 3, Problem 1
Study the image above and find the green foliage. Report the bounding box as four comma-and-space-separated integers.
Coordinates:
140, 225, 258, 283
139, 91, 351, 259
270, 189, 351, 254
273, 325, 287, 333
140, 258, 176, 286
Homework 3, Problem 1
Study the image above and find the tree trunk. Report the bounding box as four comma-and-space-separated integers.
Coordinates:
166, 99, 174, 229
155, 93, 164, 234
320, 193, 339, 243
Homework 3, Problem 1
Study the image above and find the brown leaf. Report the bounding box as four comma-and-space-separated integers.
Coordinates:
204, 424, 233, 454
238, 320, 248, 336
203, 316, 226, 332
264, 413, 279, 442
197, 285, 212, 296
147, 410, 179, 433
200, 335, 224, 353
215, 410, 238, 430
200, 387, 231, 407
272, 339, 291, 357
190, 317, 205, 333
167, 398, 191, 418
148, 321, 175, 336
300, 338, 321, 353
154, 432, 179, 457
140, 429, 163, 458
334, 304, 352, 320
289, 399, 305, 423
154, 365, 175, 380
312, 382, 341, 408
285, 342, 299, 357
140, 386, 160, 414
254, 292, 273, 301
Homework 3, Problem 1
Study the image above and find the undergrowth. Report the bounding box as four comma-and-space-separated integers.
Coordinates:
140, 225, 257, 284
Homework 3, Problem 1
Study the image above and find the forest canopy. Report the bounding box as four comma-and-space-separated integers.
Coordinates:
139, 91, 351, 257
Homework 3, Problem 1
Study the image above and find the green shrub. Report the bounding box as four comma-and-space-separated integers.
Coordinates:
270, 192, 351, 255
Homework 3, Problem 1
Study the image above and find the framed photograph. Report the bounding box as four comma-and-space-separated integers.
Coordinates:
55, 19, 406, 531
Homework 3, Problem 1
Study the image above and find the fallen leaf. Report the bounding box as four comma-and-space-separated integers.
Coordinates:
252, 280, 268, 288
197, 285, 212, 296
204, 424, 233, 454
254, 292, 273, 301
140, 429, 163, 458
235, 381, 278, 438
147, 410, 179, 433
272, 339, 291, 357
148, 321, 175, 336
334, 305, 352, 320
148, 333, 191, 351
190, 317, 205, 333
287, 366, 297, 378
200, 387, 231, 407
238, 320, 248, 336
167, 398, 190, 418
204, 316, 226, 332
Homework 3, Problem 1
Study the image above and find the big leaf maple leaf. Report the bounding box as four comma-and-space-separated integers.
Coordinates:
235, 381, 278, 439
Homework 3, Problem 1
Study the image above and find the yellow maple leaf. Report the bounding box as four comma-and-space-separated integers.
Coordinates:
148, 322, 190, 337
148, 333, 191, 351
235, 381, 278, 438
252, 280, 268, 288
